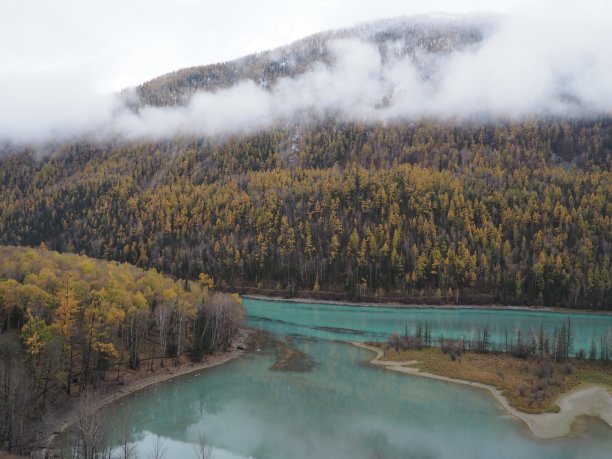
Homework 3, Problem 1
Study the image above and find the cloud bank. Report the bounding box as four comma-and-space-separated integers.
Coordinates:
1, 2, 612, 143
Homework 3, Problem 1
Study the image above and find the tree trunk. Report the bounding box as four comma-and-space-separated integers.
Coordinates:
67, 344, 73, 395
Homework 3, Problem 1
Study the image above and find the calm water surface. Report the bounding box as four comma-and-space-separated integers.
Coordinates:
104, 299, 612, 459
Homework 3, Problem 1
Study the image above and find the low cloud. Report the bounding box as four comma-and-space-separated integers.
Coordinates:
0, 72, 118, 143
2, 3, 612, 144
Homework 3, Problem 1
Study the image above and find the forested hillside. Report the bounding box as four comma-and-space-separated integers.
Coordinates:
134, 15, 488, 107
1, 119, 610, 308
0, 246, 243, 452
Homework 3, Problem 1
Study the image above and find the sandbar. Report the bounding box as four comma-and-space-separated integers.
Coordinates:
352, 342, 612, 439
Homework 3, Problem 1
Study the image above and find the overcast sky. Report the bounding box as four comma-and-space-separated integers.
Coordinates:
1, 0, 532, 92
1, 0, 610, 143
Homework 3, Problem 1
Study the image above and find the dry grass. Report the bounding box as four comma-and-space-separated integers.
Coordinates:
270, 342, 315, 372
379, 346, 612, 414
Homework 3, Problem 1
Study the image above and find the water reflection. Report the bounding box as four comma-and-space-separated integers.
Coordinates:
97, 300, 612, 459
246, 300, 612, 352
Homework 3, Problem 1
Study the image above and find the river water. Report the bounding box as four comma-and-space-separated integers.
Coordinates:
101, 299, 612, 459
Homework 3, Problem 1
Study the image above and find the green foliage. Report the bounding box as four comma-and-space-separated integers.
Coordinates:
21, 308, 52, 358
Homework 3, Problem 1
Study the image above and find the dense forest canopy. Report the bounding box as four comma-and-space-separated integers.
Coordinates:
0, 246, 244, 452
0, 119, 610, 308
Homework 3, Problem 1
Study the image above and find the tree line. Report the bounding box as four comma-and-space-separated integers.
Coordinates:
388, 318, 612, 363
0, 246, 244, 455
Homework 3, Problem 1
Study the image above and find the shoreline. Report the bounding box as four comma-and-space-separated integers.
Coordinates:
31, 329, 251, 459
352, 342, 612, 439
242, 294, 612, 316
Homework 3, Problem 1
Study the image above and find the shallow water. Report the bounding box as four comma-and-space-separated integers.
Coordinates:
102, 299, 612, 459
246, 299, 612, 352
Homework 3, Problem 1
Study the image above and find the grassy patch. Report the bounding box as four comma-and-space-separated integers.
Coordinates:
374, 344, 612, 414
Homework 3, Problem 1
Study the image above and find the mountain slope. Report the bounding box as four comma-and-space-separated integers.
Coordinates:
134, 15, 492, 107
0, 119, 610, 308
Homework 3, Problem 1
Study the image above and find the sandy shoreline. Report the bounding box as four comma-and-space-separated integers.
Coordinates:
31, 329, 251, 458
352, 342, 612, 439
243, 294, 612, 316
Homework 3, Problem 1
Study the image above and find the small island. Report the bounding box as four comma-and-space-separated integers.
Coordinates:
354, 323, 612, 439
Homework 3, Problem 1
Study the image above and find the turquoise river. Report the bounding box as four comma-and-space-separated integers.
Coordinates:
98, 299, 612, 459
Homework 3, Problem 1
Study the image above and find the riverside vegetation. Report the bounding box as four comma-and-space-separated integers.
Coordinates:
379, 319, 612, 414
0, 246, 244, 455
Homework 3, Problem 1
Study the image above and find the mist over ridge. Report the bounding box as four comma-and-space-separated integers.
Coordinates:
2, 6, 612, 144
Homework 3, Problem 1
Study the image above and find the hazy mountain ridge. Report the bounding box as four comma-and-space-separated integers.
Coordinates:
3, 13, 608, 144
134, 15, 493, 108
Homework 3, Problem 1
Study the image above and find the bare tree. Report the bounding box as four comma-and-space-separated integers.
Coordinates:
193, 432, 214, 459
174, 302, 187, 364
76, 390, 109, 459
148, 435, 166, 459
0, 335, 37, 454
154, 305, 170, 364
117, 411, 138, 459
